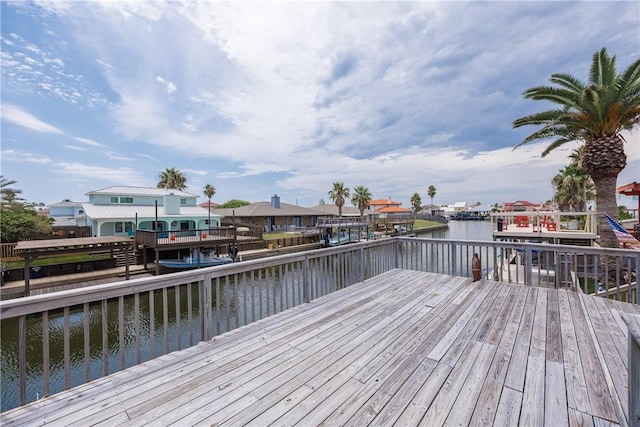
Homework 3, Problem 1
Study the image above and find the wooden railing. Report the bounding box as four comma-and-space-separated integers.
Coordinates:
1, 237, 638, 411
135, 227, 237, 248
622, 313, 640, 427
0, 243, 19, 261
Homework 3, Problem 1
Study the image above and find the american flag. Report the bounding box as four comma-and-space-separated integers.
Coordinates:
605, 213, 640, 250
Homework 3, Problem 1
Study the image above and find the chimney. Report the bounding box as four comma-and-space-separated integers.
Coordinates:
271, 194, 280, 209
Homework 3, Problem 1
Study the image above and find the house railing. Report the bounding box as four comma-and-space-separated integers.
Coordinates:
135, 227, 237, 248
0, 243, 20, 261
1, 237, 638, 411
490, 211, 598, 234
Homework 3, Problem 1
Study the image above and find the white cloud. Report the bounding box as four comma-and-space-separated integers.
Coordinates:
72, 136, 105, 147
1, 104, 63, 134
3, 1, 638, 207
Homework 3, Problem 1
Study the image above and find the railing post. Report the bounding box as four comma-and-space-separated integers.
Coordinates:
303, 253, 310, 303
635, 253, 640, 305
359, 246, 365, 283
394, 239, 399, 269
450, 243, 457, 276
622, 313, 640, 427
200, 273, 213, 341
524, 246, 533, 286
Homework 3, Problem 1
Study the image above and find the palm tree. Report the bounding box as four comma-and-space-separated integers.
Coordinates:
203, 184, 216, 230
351, 186, 372, 217
427, 185, 437, 207
328, 182, 350, 218
410, 192, 422, 213
1, 176, 22, 205
551, 148, 595, 212
157, 168, 188, 190
513, 48, 640, 248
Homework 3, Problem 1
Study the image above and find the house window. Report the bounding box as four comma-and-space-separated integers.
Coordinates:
115, 222, 134, 233
110, 197, 134, 204
180, 198, 187, 205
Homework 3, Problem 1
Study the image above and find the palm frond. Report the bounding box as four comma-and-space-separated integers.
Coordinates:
549, 73, 584, 93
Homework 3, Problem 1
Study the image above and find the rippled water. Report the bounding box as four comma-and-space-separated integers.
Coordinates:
423, 219, 494, 241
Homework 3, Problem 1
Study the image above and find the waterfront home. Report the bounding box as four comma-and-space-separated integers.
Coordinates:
81, 186, 219, 237
502, 200, 536, 212
48, 200, 86, 226
311, 199, 369, 218
368, 197, 403, 212
213, 195, 326, 232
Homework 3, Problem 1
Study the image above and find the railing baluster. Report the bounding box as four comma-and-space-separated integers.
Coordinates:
83, 304, 89, 382
162, 288, 169, 355
43, 311, 50, 397
119, 296, 125, 370
19, 315, 26, 405
149, 290, 155, 358
101, 300, 108, 376
175, 285, 181, 351
135, 293, 141, 364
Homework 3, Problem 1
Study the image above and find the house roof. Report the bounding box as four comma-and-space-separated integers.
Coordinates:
369, 198, 401, 206
376, 206, 412, 213
310, 202, 369, 217
213, 202, 326, 218
453, 202, 467, 208
468, 204, 493, 212
49, 201, 84, 207
199, 201, 220, 209
82, 203, 218, 220
52, 217, 78, 226
504, 200, 534, 206
86, 186, 197, 198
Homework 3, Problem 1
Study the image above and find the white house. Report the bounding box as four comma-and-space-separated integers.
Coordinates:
49, 200, 86, 226
81, 186, 220, 237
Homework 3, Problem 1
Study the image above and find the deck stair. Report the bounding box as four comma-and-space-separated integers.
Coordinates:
113, 249, 136, 267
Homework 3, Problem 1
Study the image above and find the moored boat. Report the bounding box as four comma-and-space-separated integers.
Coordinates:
157, 248, 233, 269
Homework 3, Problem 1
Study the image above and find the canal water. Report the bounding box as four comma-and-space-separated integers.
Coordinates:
423, 219, 494, 241
1, 220, 494, 412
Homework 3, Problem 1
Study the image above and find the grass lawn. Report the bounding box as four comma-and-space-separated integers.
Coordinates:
414, 219, 446, 228
3, 253, 112, 269
262, 232, 305, 240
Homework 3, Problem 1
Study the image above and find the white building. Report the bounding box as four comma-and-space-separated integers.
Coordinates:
80, 186, 220, 237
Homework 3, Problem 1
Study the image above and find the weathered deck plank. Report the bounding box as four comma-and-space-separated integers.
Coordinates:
0, 269, 636, 427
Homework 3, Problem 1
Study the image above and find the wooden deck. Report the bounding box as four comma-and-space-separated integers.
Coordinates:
2, 269, 639, 426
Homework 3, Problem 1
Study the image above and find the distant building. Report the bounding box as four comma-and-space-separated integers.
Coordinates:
214, 195, 326, 232
502, 200, 535, 212
49, 200, 86, 226
368, 197, 412, 218
452, 202, 468, 213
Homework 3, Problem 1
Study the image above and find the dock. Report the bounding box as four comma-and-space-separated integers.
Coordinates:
2, 269, 638, 426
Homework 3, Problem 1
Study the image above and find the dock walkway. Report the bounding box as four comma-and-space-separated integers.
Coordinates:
2, 269, 639, 426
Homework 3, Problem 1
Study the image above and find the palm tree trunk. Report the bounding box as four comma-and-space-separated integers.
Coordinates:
592, 175, 619, 248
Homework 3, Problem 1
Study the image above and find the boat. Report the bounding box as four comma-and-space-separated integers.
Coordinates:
157, 248, 233, 269
329, 230, 360, 246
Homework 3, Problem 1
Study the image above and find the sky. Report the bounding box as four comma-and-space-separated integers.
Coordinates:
1, 1, 639, 210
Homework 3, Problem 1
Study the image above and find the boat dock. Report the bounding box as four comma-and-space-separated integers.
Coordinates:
2, 269, 638, 426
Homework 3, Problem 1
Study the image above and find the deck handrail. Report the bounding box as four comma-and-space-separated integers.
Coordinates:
1, 237, 638, 411
622, 313, 640, 427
